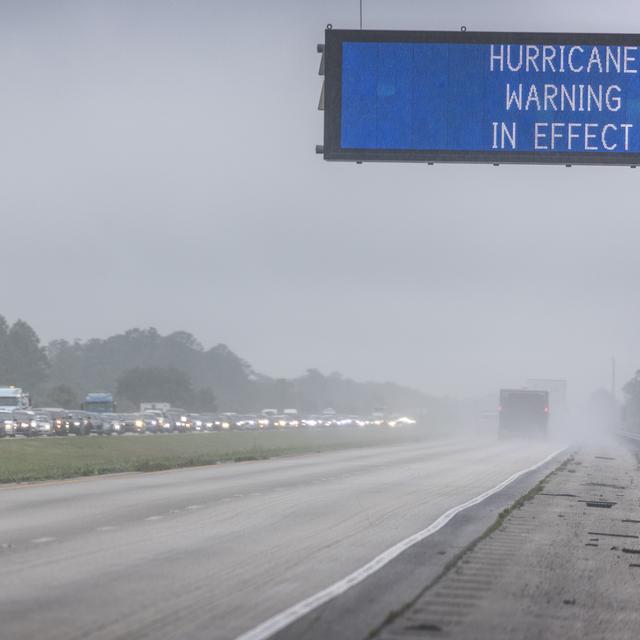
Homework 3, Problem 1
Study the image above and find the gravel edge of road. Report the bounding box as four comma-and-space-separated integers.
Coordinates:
375, 437, 640, 639
273, 447, 572, 640
370, 456, 573, 637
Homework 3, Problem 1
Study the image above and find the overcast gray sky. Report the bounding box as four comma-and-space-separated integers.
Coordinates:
1, 0, 640, 401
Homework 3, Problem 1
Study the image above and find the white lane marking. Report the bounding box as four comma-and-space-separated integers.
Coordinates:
235, 447, 567, 640
145, 515, 163, 521
95, 526, 117, 532
31, 537, 55, 544
186, 504, 203, 510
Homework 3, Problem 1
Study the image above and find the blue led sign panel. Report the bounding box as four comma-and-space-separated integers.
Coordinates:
322, 29, 640, 165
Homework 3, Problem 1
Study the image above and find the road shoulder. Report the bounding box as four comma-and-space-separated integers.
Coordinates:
274, 447, 569, 640
375, 440, 640, 640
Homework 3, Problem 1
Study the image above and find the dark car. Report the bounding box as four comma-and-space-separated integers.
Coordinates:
65, 410, 93, 436
101, 413, 124, 435
119, 414, 147, 434
64, 411, 108, 435
191, 414, 215, 432
140, 413, 162, 433
32, 412, 54, 436
165, 410, 192, 433
36, 408, 70, 436
235, 415, 259, 431
12, 410, 40, 437
142, 410, 167, 433
199, 415, 217, 432
85, 413, 107, 435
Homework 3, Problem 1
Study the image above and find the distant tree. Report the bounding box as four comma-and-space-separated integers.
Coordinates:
5, 319, 49, 390
622, 370, 640, 429
0, 315, 10, 382
167, 331, 203, 352
45, 384, 78, 409
116, 367, 195, 410
193, 387, 217, 413
42, 324, 438, 415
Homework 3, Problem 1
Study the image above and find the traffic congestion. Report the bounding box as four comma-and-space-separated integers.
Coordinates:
0, 407, 417, 438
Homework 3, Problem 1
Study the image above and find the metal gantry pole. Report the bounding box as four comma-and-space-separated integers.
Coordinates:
360, 0, 363, 29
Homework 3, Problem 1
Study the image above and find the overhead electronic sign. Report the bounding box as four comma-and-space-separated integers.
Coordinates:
321, 29, 640, 165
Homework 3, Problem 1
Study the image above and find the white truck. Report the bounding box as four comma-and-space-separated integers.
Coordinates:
140, 402, 171, 413
0, 387, 31, 412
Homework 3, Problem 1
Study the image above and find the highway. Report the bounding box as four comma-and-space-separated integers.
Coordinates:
0, 436, 562, 640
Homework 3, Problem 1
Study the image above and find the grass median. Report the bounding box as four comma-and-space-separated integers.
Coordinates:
0, 426, 439, 484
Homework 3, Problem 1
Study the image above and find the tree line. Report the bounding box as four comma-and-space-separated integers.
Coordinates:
6, 312, 640, 427
0, 316, 50, 393
622, 370, 640, 430
0, 314, 445, 416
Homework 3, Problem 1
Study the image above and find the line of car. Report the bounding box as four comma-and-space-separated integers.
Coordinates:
0, 408, 417, 438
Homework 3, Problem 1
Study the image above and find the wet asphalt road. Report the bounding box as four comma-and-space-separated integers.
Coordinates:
0, 436, 559, 640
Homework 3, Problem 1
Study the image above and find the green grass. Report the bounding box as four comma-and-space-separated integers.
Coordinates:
0, 427, 438, 484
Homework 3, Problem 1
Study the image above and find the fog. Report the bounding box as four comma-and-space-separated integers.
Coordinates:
2, 0, 640, 405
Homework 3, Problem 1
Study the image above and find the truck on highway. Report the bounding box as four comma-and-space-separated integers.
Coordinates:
81, 392, 116, 414
0, 386, 31, 412
498, 389, 549, 438
527, 378, 568, 430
